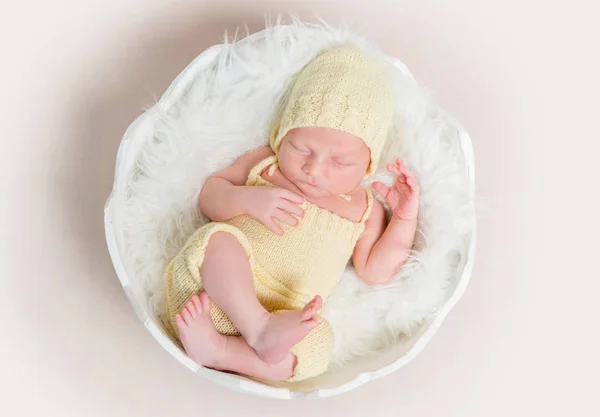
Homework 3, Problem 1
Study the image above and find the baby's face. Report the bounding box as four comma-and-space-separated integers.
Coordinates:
278, 126, 370, 198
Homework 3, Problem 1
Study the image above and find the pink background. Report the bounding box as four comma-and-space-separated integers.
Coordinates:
1, 1, 598, 415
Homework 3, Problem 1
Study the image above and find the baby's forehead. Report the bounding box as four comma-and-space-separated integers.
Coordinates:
289, 127, 366, 153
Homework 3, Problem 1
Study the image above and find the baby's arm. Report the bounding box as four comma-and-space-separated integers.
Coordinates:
353, 202, 417, 285
198, 146, 304, 234
353, 159, 420, 286
198, 146, 273, 221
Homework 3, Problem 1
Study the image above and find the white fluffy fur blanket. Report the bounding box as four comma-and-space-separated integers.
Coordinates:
121, 20, 473, 367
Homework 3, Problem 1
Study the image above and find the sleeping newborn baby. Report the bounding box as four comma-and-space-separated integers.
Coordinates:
163, 45, 420, 382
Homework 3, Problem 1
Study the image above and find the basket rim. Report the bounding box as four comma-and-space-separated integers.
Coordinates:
103, 24, 476, 399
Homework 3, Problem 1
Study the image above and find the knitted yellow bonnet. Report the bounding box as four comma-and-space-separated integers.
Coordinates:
270, 45, 395, 176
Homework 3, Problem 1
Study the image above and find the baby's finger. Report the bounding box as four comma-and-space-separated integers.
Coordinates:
274, 209, 299, 227
395, 171, 407, 183
399, 163, 414, 178
279, 200, 304, 217
266, 217, 284, 236
372, 181, 390, 198
279, 189, 304, 204
386, 163, 401, 175
406, 176, 420, 191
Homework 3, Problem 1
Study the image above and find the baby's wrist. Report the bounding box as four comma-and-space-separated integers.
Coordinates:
390, 214, 417, 223
237, 186, 254, 215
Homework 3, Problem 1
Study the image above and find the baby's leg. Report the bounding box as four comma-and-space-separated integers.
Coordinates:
201, 231, 321, 365
177, 293, 296, 381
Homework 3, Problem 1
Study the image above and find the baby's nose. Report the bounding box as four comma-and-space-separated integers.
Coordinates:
303, 161, 322, 178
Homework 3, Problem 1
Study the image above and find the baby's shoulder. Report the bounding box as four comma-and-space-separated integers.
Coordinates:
237, 146, 274, 167
211, 146, 274, 186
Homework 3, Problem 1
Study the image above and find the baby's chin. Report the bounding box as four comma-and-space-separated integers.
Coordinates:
296, 181, 351, 199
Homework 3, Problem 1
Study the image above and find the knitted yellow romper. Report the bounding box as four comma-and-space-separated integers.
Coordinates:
164, 45, 395, 382
164, 156, 374, 381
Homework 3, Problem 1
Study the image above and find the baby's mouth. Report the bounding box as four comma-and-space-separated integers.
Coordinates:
296, 176, 329, 193
301, 180, 319, 190
300, 181, 329, 196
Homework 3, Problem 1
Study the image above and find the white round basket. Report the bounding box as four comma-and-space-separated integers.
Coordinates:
104, 25, 476, 399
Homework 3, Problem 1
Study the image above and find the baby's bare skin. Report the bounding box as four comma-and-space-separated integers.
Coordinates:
176, 293, 297, 381
177, 126, 420, 380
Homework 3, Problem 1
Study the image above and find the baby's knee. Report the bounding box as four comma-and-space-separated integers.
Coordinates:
206, 231, 244, 254
203, 230, 253, 270
208, 230, 237, 245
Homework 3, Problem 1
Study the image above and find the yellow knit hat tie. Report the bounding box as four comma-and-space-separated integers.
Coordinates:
270, 45, 395, 176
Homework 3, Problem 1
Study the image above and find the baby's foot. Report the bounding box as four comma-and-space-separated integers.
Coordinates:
175, 293, 226, 368
249, 295, 322, 365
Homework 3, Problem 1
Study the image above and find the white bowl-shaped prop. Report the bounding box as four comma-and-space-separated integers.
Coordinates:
104, 21, 476, 399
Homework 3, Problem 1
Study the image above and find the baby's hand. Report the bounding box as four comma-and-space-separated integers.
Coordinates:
242, 187, 305, 236
373, 159, 420, 221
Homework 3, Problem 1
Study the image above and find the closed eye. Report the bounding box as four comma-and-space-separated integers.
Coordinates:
291, 143, 310, 154
333, 160, 355, 167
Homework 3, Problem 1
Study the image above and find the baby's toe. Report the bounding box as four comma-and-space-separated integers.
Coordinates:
302, 318, 319, 331
302, 299, 320, 319
308, 295, 322, 310
199, 292, 212, 311
175, 314, 187, 329
303, 300, 315, 312
181, 307, 193, 323
191, 295, 202, 314
185, 300, 198, 319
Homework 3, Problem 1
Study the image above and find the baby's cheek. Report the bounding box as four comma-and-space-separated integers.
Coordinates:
287, 154, 303, 169
339, 173, 361, 192
328, 173, 348, 191
287, 160, 303, 176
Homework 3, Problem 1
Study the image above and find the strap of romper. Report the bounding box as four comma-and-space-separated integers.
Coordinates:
246, 155, 278, 186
